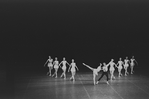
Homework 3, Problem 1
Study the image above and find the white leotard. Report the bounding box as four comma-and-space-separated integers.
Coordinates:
124, 59, 129, 68
71, 63, 76, 72
48, 59, 53, 67
62, 61, 67, 70
54, 60, 59, 69
130, 59, 135, 67
109, 62, 115, 71
117, 61, 123, 69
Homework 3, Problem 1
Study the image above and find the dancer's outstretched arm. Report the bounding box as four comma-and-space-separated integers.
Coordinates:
66, 61, 70, 66
75, 65, 79, 71
82, 63, 94, 71
53, 61, 55, 66
59, 61, 62, 68
115, 63, 117, 68
44, 60, 48, 67
134, 59, 138, 65
68, 65, 71, 72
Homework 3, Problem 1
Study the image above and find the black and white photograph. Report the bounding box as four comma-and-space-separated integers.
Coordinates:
1, 0, 149, 99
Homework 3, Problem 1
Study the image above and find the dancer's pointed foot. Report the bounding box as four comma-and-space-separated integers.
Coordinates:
52, 74, 54, 77
106, 81, 109, 85
96, 81, 99, 84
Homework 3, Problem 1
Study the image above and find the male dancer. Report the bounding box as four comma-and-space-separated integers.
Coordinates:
96, 62, 109, 85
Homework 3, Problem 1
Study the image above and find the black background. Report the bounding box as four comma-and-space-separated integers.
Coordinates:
1, 0, 149, 75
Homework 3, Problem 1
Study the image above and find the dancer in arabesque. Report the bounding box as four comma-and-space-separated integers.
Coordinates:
83, 63, 102, 85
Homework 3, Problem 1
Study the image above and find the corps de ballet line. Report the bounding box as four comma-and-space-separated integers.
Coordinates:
44, 56, 138, 85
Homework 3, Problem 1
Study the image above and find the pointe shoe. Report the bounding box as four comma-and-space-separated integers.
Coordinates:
106, 81, 109, 85
52, 75, 54, 77
96, 81, 99, 84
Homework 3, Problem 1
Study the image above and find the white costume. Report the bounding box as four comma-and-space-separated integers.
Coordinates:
54, 60, 59, 69
59, 59, 69, 79
44, 56, 53, 76
62, 61, 67, 70
117, 60, 123, 77
48, 59, 53, 68
130, 57, 137, 74
124, 58, 129, 76
52, 58, 59, 78
70, 63, 76, 72
68, 60, 79, 81
108, 59, 116, 80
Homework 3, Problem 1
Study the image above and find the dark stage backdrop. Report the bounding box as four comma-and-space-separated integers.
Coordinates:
1, 0, 149, 74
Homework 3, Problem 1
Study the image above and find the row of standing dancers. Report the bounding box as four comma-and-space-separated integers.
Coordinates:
44, 56, 138, 85
44, 56, 79, 81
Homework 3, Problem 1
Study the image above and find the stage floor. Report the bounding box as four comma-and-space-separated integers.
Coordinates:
12, 71, 149, 99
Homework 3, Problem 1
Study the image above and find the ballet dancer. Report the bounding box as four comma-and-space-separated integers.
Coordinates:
130, 56, 138, 74
82, 63, 102, 85
59, 57, 70, 79
107, 59, 117, 80
68, 59, 79, 81
96, 62, 109, 85
52, 57, 59, 78
124, 57, 130, 76
44, 56, 53, 76
116, 58, 124, 77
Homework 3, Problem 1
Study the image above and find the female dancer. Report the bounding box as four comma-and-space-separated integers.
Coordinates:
82, 63, 102, 85
44, 56, 53, 76
107, 59, 117, 80
59, 57, 70, 79
96, 62, 109, 85
124, 57, 130, 76
117, 58, 124, 77
130, 56, 138, 74
68, 59, 79, 81
52, 57, 59, 78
